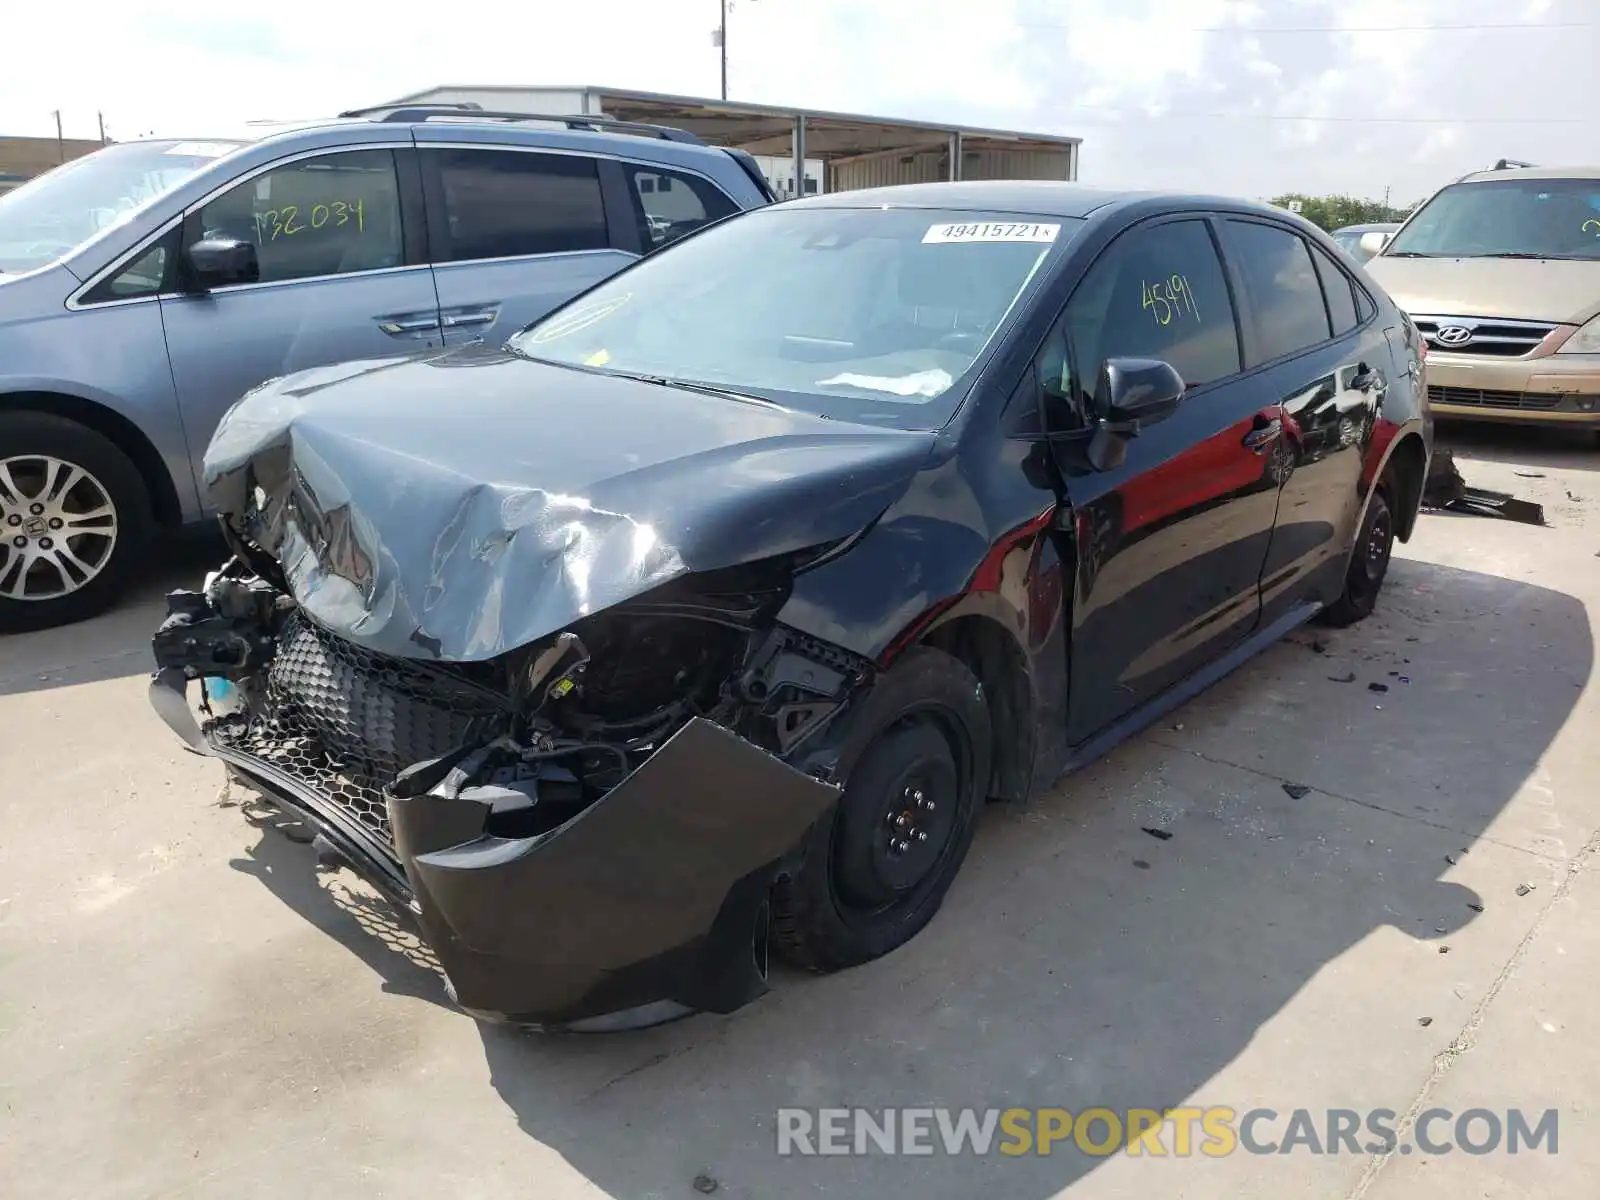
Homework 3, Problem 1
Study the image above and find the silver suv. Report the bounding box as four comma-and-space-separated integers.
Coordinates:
0, 104, 774, 631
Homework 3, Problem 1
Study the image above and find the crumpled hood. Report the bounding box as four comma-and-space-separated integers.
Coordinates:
204, 345, 937, 662
1366, 255, 1600, 325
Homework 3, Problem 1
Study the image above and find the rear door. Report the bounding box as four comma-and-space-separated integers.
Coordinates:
417, 146, 640, 346
1215, 219, 1390, 625
1049, 215, 1285, 742
160, 146, 442, 482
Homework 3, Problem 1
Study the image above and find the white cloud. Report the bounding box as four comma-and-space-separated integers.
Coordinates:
2, 0, 1591, 203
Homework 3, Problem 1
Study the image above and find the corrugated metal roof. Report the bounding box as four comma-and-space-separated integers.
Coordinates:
382, 84, 1081, 161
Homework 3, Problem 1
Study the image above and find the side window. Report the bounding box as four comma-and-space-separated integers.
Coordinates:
1061, 218, 1241, 408
195, 150, 403, 284
81, 231, 178, 304
1021, 321, 1086, 432
1353, 281, 1376, 323
433, 149, 608, 261
1309, 241, 1358, 335
623, 163, 739, 249
1220, 220, 1332, 363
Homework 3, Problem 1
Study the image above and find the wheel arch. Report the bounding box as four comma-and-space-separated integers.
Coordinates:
1382, 429, 1429, 543
0, 390, 183, 528
918, 608, 1036, 803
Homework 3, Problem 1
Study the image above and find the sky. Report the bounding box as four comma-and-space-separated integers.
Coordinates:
3, 0, 1596, 204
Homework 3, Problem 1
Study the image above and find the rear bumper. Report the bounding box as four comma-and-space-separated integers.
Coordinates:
1425, 352, 1600, 428
150, 669, 838, 1030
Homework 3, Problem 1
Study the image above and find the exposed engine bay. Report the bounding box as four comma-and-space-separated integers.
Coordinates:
152, 548, 871, 875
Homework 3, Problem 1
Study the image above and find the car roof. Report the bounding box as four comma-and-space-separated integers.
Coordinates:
1457, 165, 1600, 183
119, 112, 735, 164
1334, 222, 1400, 233
783, 180, 1299, 222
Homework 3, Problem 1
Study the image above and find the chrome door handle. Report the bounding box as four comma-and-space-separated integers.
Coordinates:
441, 308, 498, 329
377, 313, 441, 335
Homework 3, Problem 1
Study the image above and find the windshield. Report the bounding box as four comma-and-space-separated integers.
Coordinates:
1384, 179, 1600, 260
507, 205, 1077, 429
0, 139, 241, 274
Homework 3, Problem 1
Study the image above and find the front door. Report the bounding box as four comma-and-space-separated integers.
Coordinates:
160, 147, 442, 499
1045, 215, 1286, 742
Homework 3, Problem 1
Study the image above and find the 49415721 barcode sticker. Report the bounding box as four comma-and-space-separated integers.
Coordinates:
923, 222, 1060, 244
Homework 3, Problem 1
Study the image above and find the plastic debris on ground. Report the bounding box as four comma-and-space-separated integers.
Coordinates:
1422, 448, 1546, 525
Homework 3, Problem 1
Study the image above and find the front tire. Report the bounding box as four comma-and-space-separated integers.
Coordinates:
0, 412, 154, 634
1319, 478, 1395, 628
772, 646, 992, 973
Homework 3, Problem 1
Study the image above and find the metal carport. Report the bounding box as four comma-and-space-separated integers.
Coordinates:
376, 85, 1081, 197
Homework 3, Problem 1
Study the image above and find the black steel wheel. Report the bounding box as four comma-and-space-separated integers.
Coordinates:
772, 646, 992, 972
1319, 480, 1394, 628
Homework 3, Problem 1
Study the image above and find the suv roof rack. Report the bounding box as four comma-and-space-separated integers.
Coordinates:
1491, 158, 1537, 170
337, 102, 704, 144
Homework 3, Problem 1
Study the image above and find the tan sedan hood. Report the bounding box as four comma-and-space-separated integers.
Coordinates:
1365, 255, 1600, 325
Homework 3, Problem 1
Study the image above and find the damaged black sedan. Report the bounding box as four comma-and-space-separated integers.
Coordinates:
151, 183, 1431, 1031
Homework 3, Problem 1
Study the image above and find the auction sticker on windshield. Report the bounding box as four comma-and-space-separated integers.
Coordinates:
164, 142, 238, 158
923, 222, 1060, 244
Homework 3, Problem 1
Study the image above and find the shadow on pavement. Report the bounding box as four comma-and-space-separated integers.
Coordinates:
1437, 419, 1599, 473
225, 557, 1588, 1198
0, 529, 224, 697
225, 790, 451, 1009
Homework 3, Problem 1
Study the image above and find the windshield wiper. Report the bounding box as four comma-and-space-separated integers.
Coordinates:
1474, 252, 1553, 259
617, 372, 792, 411
1382, 251, 1435, 258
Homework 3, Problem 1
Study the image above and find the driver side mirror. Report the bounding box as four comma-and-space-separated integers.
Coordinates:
184, 236, 259, 290
1358, 230, 1393, 257
1086, 357, 1186, 472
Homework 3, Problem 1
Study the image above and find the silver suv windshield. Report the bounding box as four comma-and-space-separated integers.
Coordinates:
1385, 178, 1600, 261
0, 139, 241, 274
507, 205, 1077, 429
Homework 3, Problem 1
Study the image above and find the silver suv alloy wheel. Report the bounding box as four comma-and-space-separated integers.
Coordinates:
0, 454, 120, 602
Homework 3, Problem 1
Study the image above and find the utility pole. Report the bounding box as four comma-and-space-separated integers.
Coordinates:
714, 0, 757, 100
718, 0, 729, 100
52, 110, 64, 163
98, 111, 107, 144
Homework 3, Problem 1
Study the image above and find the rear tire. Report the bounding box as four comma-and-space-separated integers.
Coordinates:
0, 412, 154, 634
1318, 478, 1395, 628
772, 646, 992, 973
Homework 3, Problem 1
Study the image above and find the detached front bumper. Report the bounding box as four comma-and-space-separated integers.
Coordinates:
150, 669, 838, 1030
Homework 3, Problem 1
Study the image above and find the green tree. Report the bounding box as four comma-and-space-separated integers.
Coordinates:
1269, 193, 1414, 231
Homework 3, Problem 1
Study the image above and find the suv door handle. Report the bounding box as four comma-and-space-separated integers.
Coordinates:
1242, 416, 1282, 452
441, 306, 499, 329
376, 312, 441, 335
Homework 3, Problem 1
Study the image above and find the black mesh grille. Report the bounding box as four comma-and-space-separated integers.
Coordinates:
207, 613, 507, 846
1428, 385, 1572, 411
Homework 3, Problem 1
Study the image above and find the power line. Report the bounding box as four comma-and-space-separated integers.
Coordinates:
1016, 19, 1594, 33
1043, 104, 1583, 126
